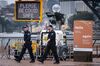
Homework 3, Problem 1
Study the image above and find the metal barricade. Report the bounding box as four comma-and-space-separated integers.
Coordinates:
0, 37, 39, 60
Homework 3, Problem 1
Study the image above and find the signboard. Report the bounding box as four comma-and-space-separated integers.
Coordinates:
42, 33, 48, 46
14, 1, 42, 22
74, 20, 93, 52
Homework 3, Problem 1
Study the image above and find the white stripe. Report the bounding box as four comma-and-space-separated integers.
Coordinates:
74, 48, 93, 52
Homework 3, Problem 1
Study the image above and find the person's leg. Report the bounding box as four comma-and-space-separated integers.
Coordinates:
27, 45, 35, 63
15, 45, 26, 62
39, 45, 51, 63
51, 46, 60, 64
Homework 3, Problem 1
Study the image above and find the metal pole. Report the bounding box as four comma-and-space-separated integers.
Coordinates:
69, 45, 71, 61
8, 45, 10, 59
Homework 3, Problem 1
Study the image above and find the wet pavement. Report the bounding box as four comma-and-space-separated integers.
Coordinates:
0, 58, 100, 66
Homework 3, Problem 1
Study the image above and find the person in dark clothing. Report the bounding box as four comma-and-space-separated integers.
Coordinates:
15, 25, 35, 63
38, 25, 60, 64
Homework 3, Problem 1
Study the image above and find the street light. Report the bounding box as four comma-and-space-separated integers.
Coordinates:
52, 4, 61, 13
52, 4, 64, 29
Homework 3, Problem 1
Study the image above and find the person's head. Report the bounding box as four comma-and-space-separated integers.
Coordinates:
48, 25, 53, 32
22, 25, 29, 31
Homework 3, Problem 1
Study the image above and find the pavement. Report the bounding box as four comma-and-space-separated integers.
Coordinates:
0, 58, 100, 66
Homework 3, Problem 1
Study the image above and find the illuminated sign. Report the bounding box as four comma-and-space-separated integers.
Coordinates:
14, 1, 42, 22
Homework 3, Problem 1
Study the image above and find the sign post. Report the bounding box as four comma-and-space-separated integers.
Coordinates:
74, 20, 93, 62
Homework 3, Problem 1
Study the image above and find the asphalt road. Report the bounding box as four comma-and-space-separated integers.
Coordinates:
0, 58, 100, 66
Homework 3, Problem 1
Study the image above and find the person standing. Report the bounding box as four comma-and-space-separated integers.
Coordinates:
38, 25, 60, 64
15, 25, 35, 63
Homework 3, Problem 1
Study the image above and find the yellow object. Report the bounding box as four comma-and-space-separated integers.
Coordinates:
11, 41, 23, 52
11, 42, 16, 49
32, 41, 38, 54
11, 41, 39, 53
43, 34, 48, 42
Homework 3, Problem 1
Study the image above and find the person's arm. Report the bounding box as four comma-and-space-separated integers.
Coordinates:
48, 32, 55, 42
47, 39, 50, 43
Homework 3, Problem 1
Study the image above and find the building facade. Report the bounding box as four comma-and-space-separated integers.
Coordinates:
0, 0, 8, 8
60, 1, 92, 17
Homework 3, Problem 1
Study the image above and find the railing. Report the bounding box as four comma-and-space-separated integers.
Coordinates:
0, 34, 100, 60
0, 36, 39, 59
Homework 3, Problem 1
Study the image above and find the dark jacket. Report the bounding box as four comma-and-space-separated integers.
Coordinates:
24, 30, 31, 42
48, 30, 56, 46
